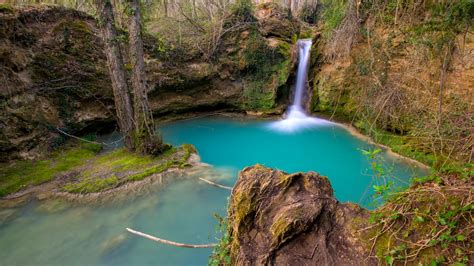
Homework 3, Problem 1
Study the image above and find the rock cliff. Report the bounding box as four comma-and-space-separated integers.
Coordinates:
0, 4, 300, 161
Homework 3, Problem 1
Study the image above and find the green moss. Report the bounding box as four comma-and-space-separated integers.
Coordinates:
31, 53, 68, 82
270, 205, 305, 248
231, 0, 255, 22
278, 173, 297, 190
240, 30, 292, 111
270, 217, 291, 244
372, 131, 434, 166
0, 142, 102, 197
0, 4, 14, 14
61, 144, 196, 194
91, 148, 155, 172
298, 28, 313, 39
320, 0, 347, 38
63, 175, 119, 194
371, 129, 471, 173
242, 82, 276, 110
30, 18, 110, 97
181, 144, 197, 165
127, 164, 167, 181
276, 41, 291, 58
232, 190, 256, 229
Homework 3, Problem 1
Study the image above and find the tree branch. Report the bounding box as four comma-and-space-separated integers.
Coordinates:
126, 228, 217, 248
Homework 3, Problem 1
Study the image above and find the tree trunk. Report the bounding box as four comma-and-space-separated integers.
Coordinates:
287, 0, 292, 18
163, 0, 168, 17
94, 0, 135, 150
127, 0, 161, 153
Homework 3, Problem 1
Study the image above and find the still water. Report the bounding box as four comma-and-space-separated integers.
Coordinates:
0, 116, 426, 265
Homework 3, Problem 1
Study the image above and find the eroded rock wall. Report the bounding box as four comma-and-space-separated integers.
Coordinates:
0, 4, 299, 161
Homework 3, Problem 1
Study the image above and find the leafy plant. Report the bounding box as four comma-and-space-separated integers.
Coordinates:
360, 148, 396, 202
209, 214, 231, 265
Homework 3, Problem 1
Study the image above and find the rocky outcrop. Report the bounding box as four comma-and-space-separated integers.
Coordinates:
0, 4, 300, 161
227, 165, 375, 265
0, 6, 114, 160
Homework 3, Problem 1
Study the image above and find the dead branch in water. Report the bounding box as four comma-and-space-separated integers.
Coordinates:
199, 178, 233, 190
126, 228, 217, 248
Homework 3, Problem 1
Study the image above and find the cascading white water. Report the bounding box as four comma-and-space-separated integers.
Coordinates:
269, 39, 334, 132
293, 39, 311, 107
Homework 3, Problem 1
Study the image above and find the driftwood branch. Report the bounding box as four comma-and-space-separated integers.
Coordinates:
199, 178, 233, 190
126, 228, 217, 248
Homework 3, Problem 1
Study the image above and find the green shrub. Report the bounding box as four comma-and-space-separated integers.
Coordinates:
0, 4, 14, 14
320, 0, 347, 38
209, 214, 231, 265
231, 0, 255, 22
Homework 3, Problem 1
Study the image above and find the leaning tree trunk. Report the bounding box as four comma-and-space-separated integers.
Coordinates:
95, 0, 135, 150
128, 0, 164, 154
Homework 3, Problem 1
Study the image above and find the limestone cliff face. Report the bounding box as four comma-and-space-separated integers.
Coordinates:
227, 165, 375, 265
0, 4, 298, 161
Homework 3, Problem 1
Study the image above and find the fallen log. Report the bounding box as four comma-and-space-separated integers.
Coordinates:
126, 228, 217, 248
198, 178, 233, 190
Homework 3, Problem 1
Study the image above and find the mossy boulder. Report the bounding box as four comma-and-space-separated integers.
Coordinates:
227, 165, 374, 265
237, 29, 294, 111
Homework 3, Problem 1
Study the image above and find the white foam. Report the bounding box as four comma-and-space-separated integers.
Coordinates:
268, 105, 335, 133
267, 40, 335, 133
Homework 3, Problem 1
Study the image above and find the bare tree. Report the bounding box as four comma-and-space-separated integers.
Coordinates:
127, 0, 157, 150
94, 0, 135, 150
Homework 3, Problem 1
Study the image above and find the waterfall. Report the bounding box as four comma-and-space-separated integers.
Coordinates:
269, 39, 334, 133
293, 39, 312, 108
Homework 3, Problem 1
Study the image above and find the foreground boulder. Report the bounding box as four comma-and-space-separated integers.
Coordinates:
227, 165, 375, 265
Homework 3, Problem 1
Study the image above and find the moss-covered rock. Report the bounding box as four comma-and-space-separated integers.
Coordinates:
238, 29, 294, 111
0, 141, 102, 197
226, 165, 374, 265
60, 144, 196, 194
0, 139, 198, 199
